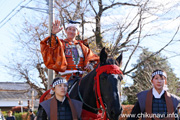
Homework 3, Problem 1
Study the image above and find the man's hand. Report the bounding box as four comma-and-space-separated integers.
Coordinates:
84, 63, 94, 72
52, 20, 63, 34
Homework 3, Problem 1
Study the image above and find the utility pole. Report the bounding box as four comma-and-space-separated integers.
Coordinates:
31, 90, 34, 111
48, 0, 55, 89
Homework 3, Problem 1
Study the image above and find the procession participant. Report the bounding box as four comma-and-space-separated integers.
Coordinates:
36, 77, 82, 120
6, 111, 15, 120
127, 69, 180, 120
40, 19, 99, 80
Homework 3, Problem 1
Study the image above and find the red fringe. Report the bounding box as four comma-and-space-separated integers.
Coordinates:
81, 109, 104, 120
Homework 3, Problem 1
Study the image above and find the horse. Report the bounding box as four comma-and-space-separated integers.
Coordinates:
69, 47, 123, 120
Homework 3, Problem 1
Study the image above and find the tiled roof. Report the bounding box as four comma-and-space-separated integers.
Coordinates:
0, 82, 30, 91
0, 82, 38, 99
0, 91, 30, 100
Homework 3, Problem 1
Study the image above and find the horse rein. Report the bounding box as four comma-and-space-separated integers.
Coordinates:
78, 77, 101, 111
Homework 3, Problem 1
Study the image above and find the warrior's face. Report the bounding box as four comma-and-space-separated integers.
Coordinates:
65, 26, 79, 41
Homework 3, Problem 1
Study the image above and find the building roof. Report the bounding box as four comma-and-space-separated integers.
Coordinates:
0, 91, 30, 100
0, 82, 38, 100
0, 82, 30, 91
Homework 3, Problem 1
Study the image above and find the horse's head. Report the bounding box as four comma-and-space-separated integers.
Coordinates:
97, 47, 123, 120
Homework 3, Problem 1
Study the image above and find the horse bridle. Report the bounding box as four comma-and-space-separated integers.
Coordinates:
78, 64, 123, 119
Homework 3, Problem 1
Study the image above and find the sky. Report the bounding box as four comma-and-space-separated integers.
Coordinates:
0, 0, 47, 82
0, 0, 180, 85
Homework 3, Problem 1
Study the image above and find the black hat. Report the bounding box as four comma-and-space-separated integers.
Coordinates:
66, 20, 80, 30
68, 20, 81, 24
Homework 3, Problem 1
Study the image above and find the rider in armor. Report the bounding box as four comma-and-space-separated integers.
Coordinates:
40, 19, 99, 81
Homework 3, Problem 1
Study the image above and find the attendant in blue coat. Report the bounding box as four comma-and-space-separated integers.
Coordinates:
36, 77, 82, 120
127, 69, 180, 120
6, 111, 15, 120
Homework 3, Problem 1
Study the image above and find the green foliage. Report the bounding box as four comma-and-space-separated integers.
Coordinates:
34, 110, 37, 115
124, 48, 180, 104
122, 100, 130, 105
2, 111, 8, 119
1, 111, 7, 116
14, 112, 24, 120
2, 110, 39, 120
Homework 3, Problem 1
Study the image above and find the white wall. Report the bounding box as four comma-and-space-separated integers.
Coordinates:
0, 99, 28, 107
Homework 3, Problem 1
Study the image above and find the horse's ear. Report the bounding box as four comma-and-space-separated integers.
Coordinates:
100, 47, 107, 65
116, 52, 123, 67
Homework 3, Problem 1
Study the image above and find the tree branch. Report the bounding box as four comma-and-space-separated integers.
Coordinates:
103, 2, 139, 11
124, 25, 180, 75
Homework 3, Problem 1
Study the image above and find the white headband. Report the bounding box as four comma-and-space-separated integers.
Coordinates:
66, 23, 80, 31
152, 70, 167, 78
52, 78, 67, 87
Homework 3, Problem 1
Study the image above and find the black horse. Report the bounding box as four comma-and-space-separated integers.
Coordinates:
69, 48, 123, 120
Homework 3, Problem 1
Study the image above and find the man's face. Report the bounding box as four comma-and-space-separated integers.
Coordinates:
65, 26, 79, 40
151, 74, 166, 91
54, 83, 68, 97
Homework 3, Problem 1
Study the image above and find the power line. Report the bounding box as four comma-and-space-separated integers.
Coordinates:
21, 0, 49, 13
21, 6, 48, 14
0, 0, 32, 29
0, 1, 24, 25
32, 0, 47, 5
